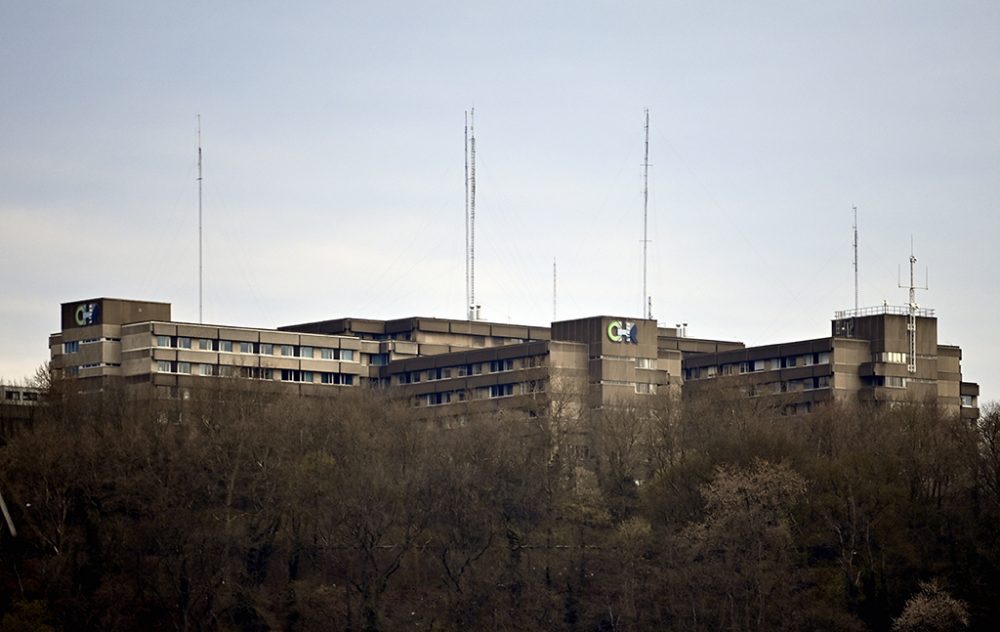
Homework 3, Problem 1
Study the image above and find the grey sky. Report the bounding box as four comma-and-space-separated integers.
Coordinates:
2, 2, 998, 400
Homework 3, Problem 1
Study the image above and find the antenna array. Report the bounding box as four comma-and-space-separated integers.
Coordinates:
898, 240, 928, 374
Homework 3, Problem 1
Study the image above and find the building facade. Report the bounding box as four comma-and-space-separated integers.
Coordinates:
48, 298, 978, 420
682, 306, 979, 420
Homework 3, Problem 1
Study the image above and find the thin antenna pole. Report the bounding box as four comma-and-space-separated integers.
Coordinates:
899, 237, 928, 374
197, 114, 203, 324
552, 258, 557, 321
642, 108, 651, 319
469, 108, 477, 320
853, 205, 858, 311
464, 112, 470, 319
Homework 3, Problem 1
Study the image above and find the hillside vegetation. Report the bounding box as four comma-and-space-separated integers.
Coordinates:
1, 381, 999, 631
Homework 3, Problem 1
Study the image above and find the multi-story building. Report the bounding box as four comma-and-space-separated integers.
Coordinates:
682, 306, 979, 420
1, 383, 43, 437
48, 297, 978, 420
49, 298, 711, 417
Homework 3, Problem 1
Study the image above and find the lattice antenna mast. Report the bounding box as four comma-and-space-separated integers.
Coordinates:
464, 112, 470, 319
468, 108, 477, 320
853, 205, 858, 311
898, 238, 928, 374
641, 108, 652, 319
197, 114, 203, 324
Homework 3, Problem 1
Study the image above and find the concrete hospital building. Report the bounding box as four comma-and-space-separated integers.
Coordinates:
49, 297, 980, 421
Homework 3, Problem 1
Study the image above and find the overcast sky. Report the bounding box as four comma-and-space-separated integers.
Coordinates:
2, 1, 998, 400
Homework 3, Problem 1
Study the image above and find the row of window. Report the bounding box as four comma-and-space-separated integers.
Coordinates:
685, 352, 831, 380
594, 355, 659, 370
876, 352, 908, 364
62, 337, 121, 354
396, 357, 536, 385
153, 336, 357, 362
420, 381, 546, 407
3, 390, 39, 401
154, 361, 354, 385
867, 375, 907, 389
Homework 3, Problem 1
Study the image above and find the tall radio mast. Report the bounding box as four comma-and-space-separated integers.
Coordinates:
197, 114, 203, 324
552, 258, 557, 321
852, 205, 858, 311
641, 109, 652, 319
466, 108, 478, 320
464, 112, 469, 319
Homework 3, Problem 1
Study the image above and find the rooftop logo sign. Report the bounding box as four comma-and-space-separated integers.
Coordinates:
607, 320, 638, 344
75, 302, 100, 327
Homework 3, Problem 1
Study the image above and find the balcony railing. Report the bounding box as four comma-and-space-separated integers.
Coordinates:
834, 305, 935, 319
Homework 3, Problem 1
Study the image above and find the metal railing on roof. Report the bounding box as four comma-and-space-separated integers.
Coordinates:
834, 305, 935, 319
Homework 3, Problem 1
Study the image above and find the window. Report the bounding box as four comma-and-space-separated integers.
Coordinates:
739, 361, 750, 374
321, 372, 353, 385
156, 335, 172, 348
177, 362, 191, 374
961, 395, 975, 407
878, 352, 907, 364
520, 381, 545, 394
752, 360, 765, 372
5, 391, 20, 401
885, 376, 906, 388
636, 357, 656, 369
239, 342, 254, 354
321, 348, 336, 360
63, 341, 80, 354
427, 392, 452, 406
783, 356, 797, 368
341, 349, 355, 362
281, 345, 295, 357
807, 376, 830, 389
369, 353, 389, 366
300, 346, 314, 359
260, 343, 273, 355
281, 369, 299, 382
301, 371, 314, 383
199, 338, 213, 351
428, 367, 451, 381
706, 366, 717, 378
218, 340, 233, 352
260, 369, 273, 380
199, 364, 213, 376
157, 360, 172, 373
177, 337, 192, 349
489, 384, 514, 398
22, 391, 38, 401
817, 351, 830, 364
635, 382, 656, 395
490, 359, 513, 373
